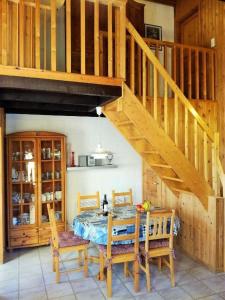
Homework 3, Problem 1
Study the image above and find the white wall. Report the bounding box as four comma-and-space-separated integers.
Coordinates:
6, 114, 142, 225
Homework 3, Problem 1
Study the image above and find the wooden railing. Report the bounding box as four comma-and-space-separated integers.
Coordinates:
0, 0, 126, 83
126, 19, 221, 196
99, 31, 216, 101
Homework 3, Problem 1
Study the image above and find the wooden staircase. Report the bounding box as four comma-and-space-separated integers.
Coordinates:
103, 19, 223, 210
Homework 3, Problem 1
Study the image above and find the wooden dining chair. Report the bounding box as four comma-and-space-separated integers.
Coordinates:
98, 211, 140, 298
47, 204, 89, 283
139, 209, 175, 291
112, 188, 133, 207
77, 191, 100, 214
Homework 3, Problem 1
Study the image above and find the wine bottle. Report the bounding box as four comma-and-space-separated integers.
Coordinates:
102, 194, 108, 216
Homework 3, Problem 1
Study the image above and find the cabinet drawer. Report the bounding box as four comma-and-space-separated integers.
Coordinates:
39, 225, 65, 240
9, 228, 38, 238
10, 236, 38, 247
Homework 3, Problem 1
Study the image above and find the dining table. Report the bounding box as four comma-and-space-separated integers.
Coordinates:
72, 205, 180, 245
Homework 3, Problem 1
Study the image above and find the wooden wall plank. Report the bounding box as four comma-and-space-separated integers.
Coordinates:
2, 0, 7, 65
19, 0, 24, 67
80, 0, 86, 74
94, 0, 99, 76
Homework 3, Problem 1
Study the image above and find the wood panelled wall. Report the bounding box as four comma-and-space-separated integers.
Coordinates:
175, 0, 225, 168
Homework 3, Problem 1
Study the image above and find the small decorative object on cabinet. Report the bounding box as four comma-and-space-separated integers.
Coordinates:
7, 131, 66, 249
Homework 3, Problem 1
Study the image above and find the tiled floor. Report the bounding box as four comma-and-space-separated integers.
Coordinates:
0, 245, 225, 300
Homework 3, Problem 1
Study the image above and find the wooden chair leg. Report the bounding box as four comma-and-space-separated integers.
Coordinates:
78, 250, 83, 266
158, 257, 162, 272
145, 255, 151, 292
99, 252, 105, 281
124, 262, 129, 277
83, 248, 88, 277
169, 253, 175, 287
55, 256, 60, 283
53, 256, 56, 272
133, 259, 140, 293
107, 264, 112, 298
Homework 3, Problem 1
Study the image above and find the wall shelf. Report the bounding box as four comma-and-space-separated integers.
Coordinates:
67, 165, 118, 171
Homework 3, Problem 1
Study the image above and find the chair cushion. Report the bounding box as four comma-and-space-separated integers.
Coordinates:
98, 243, 134, 256
139, 239, 169, 251
58, 231, 89, 248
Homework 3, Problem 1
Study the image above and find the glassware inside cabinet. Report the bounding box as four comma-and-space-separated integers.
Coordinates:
21, 161, 35, 183
41, 161, 53, 181
54, 140, 61, 161
41, 141, 53, 160
22, 141, 34, 161
11, 141, 21, 161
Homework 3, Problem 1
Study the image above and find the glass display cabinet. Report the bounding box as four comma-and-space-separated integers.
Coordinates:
7, 132, 66, 249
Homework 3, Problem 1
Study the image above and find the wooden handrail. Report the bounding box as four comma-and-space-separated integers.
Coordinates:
126, 19, 214, 141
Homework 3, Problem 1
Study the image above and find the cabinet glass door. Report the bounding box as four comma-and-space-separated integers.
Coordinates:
10, 139, 37, 227
39, 139, 64, 225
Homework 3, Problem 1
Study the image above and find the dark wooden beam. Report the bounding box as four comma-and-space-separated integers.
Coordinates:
0, 89, 112, 107
0, 76, 121, 98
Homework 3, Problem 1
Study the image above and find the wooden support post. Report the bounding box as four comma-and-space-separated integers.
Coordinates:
203, 131, 208, 182
203, 51, 207, 100
142, 52, 146, 107
211, 52, 215, 100
19, 0, 24, 67
130, 35, 135, 93
94, 0, 99, 76
174, 94, 178, 146
107, 1, 113, 77
35, 0, 41, 69
0, 108, 5, 264
80, 0, 86, 74
180, 46, 184, 92
2, 0, 7, 65
66, 0, 71, 73
194, 119, 198, 170
119, 3, 126, 79
195, 49, 199, 99
188, 48, 192, 99
115, 7, 120, 78
164, 81, 168, 134
51, 0, 57, 71
212, 132, 219, 195
184, 107, 189, 159
153, 65, 157, 120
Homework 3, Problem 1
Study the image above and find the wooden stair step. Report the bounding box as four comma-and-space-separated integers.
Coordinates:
162, 176, 184, 183
117, 120, 133, 126
150, 164, 172, 169
128, 136, 145, 141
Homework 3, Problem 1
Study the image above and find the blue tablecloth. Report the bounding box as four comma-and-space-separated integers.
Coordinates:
73, 205, 180, 245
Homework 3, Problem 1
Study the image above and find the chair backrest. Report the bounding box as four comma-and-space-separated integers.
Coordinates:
112, 188, 133, 207
77, 191, 100, 214
144, 209, 175, 252
106, 211, 140, 259
47, 203, 59, 248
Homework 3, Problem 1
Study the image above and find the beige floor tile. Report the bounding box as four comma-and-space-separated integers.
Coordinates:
159, 286, 192, 300
135, 291, 164, 300
174, 270, 199, 286
202, 276, 225, 293
125, 277, 148, 296
19, 286, 47, 300
200, 295, 224, 300
43, 271, 69, 285
71, 277, 98, 293
151, 273, 172, 291
52, 295, 76, 300
100, 282, 133, 299
19, 274, 44, 291
181, 280, 214, 299
0, 270, 18, 282
45, 282, 74, 299
19, 264, 42, 276
0, 292, 18, 300
0, 279, 19, 294
76, 288, 105, 300
189, 266, 216, 280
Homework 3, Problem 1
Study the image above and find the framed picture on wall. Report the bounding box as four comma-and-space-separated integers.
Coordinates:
144, 24, 162, 50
